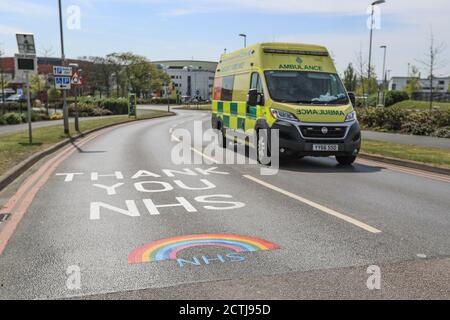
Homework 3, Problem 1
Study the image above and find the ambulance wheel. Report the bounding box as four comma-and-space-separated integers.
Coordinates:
257, 130, 271, 165
336, 155, 357, 166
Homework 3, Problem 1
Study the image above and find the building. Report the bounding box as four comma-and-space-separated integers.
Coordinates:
153, 60, 217, 101
388, 76, 450, 93
0, 56, 93, 94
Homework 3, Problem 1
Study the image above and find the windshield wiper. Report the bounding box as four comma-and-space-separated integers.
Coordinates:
325, 97, 349, 105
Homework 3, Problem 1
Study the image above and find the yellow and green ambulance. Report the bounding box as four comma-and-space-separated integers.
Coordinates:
211, 42, 361, 165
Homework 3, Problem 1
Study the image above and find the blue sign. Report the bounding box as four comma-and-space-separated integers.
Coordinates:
55, 76, 71, 89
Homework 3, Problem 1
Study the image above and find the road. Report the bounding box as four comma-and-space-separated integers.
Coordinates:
0, 108, 449, 299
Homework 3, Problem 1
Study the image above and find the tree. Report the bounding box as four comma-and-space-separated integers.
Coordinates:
354, 48, 367, 99
405, 65, 421, 97
417, 29, 447, 111
29, 74, 46, 96
0, 44, 6, 106
343, 63, 358, 92
108, 52, 169, 98
354, 48, 378, 103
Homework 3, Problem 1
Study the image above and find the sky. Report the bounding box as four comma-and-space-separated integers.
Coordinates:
0, 0, 449, 79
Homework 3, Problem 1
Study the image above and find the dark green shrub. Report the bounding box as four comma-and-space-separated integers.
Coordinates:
0, 116, 6, 125
3, 112, 23, 124
99, 98, 128, 114
433, 127, 450, 138
357, 107, 408, 131
385, 91, 409, 107
68, 103, 113, 117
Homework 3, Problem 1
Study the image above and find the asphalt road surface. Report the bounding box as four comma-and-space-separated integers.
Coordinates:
0, 108, 449, 300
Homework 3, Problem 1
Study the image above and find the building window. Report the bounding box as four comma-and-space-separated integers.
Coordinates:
392, 84, 397, 90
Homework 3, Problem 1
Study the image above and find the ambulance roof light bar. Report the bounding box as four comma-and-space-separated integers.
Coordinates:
263, 48, 329, 56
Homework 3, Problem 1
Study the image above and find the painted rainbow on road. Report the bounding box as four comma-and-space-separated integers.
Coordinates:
128, 234, 280, 264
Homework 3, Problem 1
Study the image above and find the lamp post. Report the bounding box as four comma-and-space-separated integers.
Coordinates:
367, 0, 386, 107
58, 0, 69, 135
239, 33, 247, 48
380, 45, 387, 106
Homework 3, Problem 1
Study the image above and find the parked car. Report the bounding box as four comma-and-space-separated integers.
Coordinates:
5, 94, 27, 103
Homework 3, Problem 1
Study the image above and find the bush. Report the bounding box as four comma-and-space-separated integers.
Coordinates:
432, 127, 450, 138
68, 103, 113, 117
0, 116, 6, 125
50, 113, 63, 120
357, 107, 450, 137
77, 97, 128, 114
99, 98, 128, 114
3, 112, 23, 124
149, 98, 178, 105
401, 109, 450, 136
385, 90, 409, 107
357, 107, 408, 131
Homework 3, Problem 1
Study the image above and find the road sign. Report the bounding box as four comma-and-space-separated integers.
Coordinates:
71, 71, 82, 85
55, 76, 71, 90
53, 66, 73, 77
16, 33, 36, 55
17, 88, 23, 96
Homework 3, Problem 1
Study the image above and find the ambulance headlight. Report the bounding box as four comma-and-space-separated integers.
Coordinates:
270, 108, 297, 121
345, 111, 357, 122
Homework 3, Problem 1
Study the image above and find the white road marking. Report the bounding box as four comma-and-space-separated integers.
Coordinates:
190, 146, 220, 164
243, 174, 382, 234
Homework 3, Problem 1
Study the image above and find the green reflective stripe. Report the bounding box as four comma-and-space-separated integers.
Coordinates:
230, 102, 238, 115
237, 117, 245, 131
247, 105, 257, 119
223, 115, 230, 127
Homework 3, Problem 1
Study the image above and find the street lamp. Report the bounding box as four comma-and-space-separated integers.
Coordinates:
58, 0, 69, 134
367, 0, 386, 107
239, 33, 247, 48
380, 45, 387, 106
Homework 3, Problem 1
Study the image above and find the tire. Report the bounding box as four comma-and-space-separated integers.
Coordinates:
336, 155, 357, 166
257, 130, 271, 165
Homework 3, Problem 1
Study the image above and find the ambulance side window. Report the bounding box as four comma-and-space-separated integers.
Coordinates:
221, 76, 235, 101
250, 73, 263, 95
250, 72, 264, 106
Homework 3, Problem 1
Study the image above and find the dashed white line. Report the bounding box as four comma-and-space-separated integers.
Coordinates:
243, 174, 382, 234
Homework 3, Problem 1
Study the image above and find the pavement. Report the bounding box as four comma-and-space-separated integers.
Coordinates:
362, 130, 450, 149
0, 107, 449, 300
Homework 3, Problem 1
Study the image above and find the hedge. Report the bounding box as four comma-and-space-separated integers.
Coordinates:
357, 107, 450, 138
0, 111, 50, 125
77, 97, 128, 114
68, 103, 113, 117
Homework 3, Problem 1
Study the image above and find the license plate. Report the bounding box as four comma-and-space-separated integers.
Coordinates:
313, 144, 339, 152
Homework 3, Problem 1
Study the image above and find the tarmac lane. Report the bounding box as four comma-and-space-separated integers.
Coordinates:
0, 110, 449, 299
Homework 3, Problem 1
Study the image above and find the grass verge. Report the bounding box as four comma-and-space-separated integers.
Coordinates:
0, 109, 172, 177
391, 100, 450, 111
362, 139, 450, 169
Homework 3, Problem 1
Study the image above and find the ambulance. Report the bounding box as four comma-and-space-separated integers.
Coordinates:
211, 42, 361, 165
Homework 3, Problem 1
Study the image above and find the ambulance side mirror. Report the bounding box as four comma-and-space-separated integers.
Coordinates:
247, 88, 258, 106
348, 92, 356, 107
